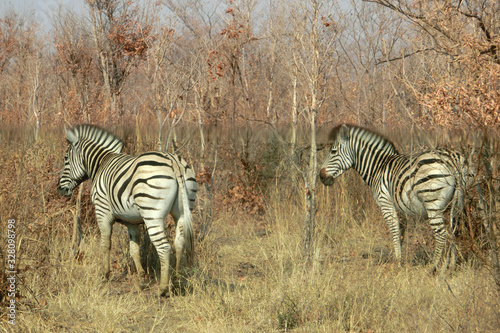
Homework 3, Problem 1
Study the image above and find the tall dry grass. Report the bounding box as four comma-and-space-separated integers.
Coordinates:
0, 124, 498, 332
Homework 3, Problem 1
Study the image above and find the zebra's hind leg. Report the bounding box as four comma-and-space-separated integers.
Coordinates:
126, 223, 147, 288
428, 213, 447, 273
172, 216, 186, 293
174, 217, 185, 275
444, 240, 458, 271
145, 221, 172, 297
447, 189, 465, 271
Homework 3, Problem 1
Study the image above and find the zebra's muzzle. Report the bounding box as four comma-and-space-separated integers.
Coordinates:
57, 186, 73, 197
319, 168, 334, 186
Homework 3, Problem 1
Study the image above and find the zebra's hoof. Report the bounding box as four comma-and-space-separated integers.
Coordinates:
102, 271, 111, 281
139, 279, 149, 290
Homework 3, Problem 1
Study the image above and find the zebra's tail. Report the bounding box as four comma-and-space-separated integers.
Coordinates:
174, 155, 195, 266
181, 175, 194, 266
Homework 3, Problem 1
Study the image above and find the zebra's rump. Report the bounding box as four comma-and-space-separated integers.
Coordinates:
389, 149, 467, 217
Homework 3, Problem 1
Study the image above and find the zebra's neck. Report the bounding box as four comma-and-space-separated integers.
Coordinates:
349, 129, 398, 186
80, 140, 120, 182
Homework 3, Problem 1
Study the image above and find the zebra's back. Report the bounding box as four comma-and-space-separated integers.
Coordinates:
92, 151, 194, 224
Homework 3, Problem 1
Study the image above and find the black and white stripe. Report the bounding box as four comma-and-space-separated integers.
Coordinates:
58, 124, 197, 296
320, 124, 471, 270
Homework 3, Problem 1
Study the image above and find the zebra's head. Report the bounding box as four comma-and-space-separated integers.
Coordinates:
319, 124, 354, 186
57, 127, 88, 196
57, 125, 124, 196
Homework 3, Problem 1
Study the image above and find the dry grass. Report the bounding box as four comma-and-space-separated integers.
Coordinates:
1, 125, 499, 332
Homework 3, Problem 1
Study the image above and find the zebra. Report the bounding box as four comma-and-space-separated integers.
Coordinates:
319, 124, 472, 271
57, 124, 197, 297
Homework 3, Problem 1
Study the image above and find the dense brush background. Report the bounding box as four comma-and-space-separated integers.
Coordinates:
0, 124, 498, 332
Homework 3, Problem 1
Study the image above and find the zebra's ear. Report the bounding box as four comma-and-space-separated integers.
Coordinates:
65, 127, 78, 145
338, 124, 350, 141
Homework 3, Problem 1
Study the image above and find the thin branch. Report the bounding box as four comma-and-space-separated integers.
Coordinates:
376, 47, 436, 65
362, 0, 425, 20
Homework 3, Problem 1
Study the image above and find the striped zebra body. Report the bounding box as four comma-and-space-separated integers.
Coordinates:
319, 124, 471, 270
58, 125, 197, 297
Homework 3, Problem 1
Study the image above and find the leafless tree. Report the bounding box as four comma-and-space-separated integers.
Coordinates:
285, 0, 340, 262
53, 7, 96, 123
164, 0, 226, 157
85, 0, 151, 117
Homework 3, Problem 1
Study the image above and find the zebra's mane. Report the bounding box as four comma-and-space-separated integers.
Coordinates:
330, 124, 399, 154
69, 124, 124, 154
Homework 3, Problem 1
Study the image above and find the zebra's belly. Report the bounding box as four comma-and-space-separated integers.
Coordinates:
398, 193, 427, 218
113, 204, 144, 223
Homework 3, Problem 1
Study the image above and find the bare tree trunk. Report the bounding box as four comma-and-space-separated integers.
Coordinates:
193, 85, 206, 159
287, 0, 337, 263
88, 3, 114, 114
157, 111, 164, 151
303, 109, 318, 262
290, 74, 298, 159
266, 70, 274, 123
135, 113, 142, 151
303, 186, 316, 262
303, 99, 318, 262
31, 56, 41, 141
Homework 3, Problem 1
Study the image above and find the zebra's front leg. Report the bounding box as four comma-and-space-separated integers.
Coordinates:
380, 206, 403, 264
145, 221, 172, 297
97, 215, 114, 280
126, 223, 147, 288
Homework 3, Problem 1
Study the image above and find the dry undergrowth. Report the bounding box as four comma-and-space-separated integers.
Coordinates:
1, 126, 499, 332
6, 208, 500, 332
